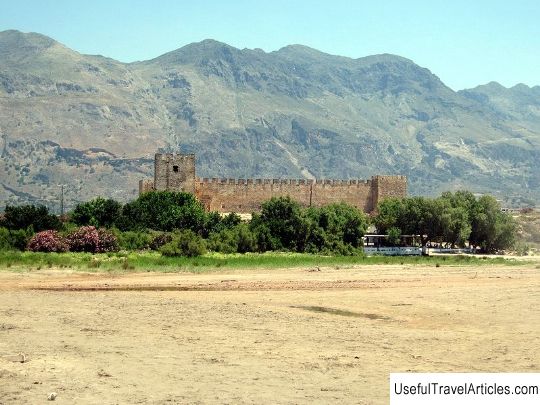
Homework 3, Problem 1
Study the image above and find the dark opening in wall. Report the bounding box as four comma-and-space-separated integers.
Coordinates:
173, 165, 179, 172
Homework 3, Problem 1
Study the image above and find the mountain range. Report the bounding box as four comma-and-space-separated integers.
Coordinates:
1, 29, 539, 211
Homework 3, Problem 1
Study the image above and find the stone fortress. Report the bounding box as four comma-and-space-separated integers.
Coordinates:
139, 153, 407, 214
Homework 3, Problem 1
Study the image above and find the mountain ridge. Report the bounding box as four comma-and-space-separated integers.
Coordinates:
0, 30, 539, 210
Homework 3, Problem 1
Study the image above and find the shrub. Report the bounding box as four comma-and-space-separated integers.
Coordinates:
2, 205, 62, 232
253, 197, 310, 251
67, 226, 100, 253
117, 191, 206, 232
66, 226, 120, 253
235, 224, 257, 253
202, 212, 243, 238
207, 224, 257, 254
27, 230, 68, 253
96, 229, 119, 253
116, 231, 152, 251
71, 197, 122, 228
249, 222, 277, 252
202, 211, 223, 237
160, 230, 206, 257
208, 228, 240, 254
0, 228, 13, 251
149, 233, 173, 250
0, 227, 32, 251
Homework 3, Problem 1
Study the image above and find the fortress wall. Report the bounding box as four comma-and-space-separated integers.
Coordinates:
139, 180, 154, 195
143, 153, 407, 214
311, 180, 373, 212
371, 175, 408, 210
196, 178, 312, 212
195, 178, 375, 212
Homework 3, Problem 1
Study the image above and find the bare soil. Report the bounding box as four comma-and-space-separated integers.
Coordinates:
1, 263, 539, 404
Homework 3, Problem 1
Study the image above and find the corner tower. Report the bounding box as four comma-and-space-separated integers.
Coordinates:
370, 175, 407, 211
154, 153, 196, 193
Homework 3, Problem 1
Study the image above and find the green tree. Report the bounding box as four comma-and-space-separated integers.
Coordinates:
249, 219, 277, 252
306, 203, 369, 253
440, 190, 477, 212
202, 212, 242, 237
386, 227, 402, 246
253, 196, 310, 251
440, 205, 471, 247
439, 191, 475, 247
71, 197, 122, 228
373, 198, 404, 234
469, 195, 516, 252
376, 197, 456, 246
375, 191, 518, 251
117, 191, 206, 232
395, 197, 440, 245
1, 205, 62, 232
235, 223, 257, 253
202, 211, 223, 238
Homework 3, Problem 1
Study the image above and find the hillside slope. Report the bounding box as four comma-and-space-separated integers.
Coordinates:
1, 30, 539, 210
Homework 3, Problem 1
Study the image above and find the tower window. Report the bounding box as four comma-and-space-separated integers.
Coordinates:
173, 165, 179, 172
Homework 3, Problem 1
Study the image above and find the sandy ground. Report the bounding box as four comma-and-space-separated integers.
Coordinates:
0, 263, 539, 404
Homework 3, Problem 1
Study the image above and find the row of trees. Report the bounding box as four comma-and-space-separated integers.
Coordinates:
374, 191, 517, 252
0, 190, 517, 255
0, 192, 369, 255
69, 192, 370, 254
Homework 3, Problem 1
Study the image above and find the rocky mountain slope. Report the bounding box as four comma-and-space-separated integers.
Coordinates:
1, 30, 539, 211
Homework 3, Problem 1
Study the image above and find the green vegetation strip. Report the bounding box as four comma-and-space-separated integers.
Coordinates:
0, 251, 526, 273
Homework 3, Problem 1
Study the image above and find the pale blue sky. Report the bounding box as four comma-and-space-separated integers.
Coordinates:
1, 0, 539, 90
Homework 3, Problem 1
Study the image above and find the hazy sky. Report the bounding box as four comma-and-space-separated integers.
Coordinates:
1, 0, 539, 90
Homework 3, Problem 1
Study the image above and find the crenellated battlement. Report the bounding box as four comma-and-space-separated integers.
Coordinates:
140, 152, 407, 213
197, 177, 373, 186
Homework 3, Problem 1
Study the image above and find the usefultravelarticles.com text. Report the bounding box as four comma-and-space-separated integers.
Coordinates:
390, 373, 539, 404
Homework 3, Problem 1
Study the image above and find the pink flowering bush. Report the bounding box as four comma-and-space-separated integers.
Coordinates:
96, 228, 119, 253
67, 226, 100, 253
27, 230, 68, 253
67, 226, 119, 253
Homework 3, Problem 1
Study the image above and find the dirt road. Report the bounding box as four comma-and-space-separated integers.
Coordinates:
1, 264, 539, 404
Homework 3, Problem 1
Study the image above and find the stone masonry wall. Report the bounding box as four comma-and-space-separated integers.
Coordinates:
371, 175, 408, 210
138, 180, 154, 195
195, 178, 374, 212
154, 153, 196, 194
144, 153, 407, 213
